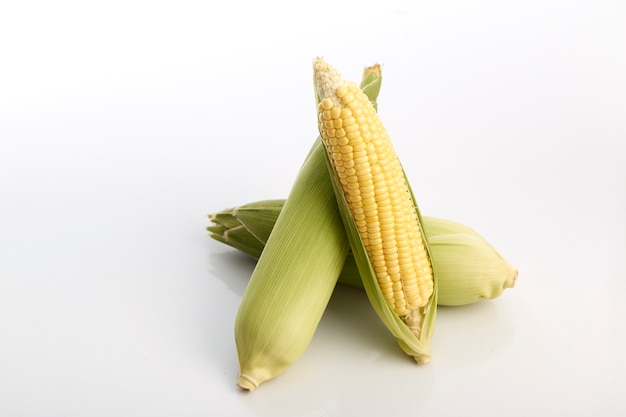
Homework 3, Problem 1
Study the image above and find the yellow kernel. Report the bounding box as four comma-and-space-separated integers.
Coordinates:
380, 215, 394, 225
344, 124, 358, 133
352, 142, 366, 153
379, 280, 393, 290
360, 183, 374, 194
321, 98, 334, 110
368, 237, 382, 246
369, 242, 383, 252
342, 91, 355, 105
375, 198, 391, 211
346, 131, 360, 141
354, 155, 368, 165
372, 259, 385, 267
365, 215, 379, 224
374, 264, 387, 274
372, 254, 385, 263
384, 245, 398, 255
399, 257, 413, 268
340, 145, 352, 153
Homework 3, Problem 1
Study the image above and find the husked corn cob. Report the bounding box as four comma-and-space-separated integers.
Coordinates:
313, 58, 437, 362
314, 58, 434, 333
208, 201, 518, 306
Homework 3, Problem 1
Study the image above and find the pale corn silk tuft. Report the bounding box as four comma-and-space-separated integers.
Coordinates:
313, 58, 348, 107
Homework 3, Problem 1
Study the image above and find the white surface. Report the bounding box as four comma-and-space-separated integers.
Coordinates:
1, 0, 625, 415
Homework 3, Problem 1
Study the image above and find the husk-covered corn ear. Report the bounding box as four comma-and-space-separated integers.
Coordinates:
231, 69, 384, 391
234, 141, 347, 391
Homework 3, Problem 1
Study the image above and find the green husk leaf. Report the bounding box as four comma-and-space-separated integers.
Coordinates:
359, 64, 382, 111
208, 200, 283, 259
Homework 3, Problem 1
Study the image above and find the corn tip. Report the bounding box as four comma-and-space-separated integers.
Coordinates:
413, 353, 432, 364
505, 268, 518, 289
237, 374, 259, 391
313, 57, 348, 105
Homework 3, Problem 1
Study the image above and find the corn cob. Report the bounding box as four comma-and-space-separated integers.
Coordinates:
314, 58, 436, 362
233, 68, 383, 391
208, 201, 517, 306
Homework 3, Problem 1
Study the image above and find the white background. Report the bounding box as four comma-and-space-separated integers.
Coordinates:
1, 0, 625, 415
